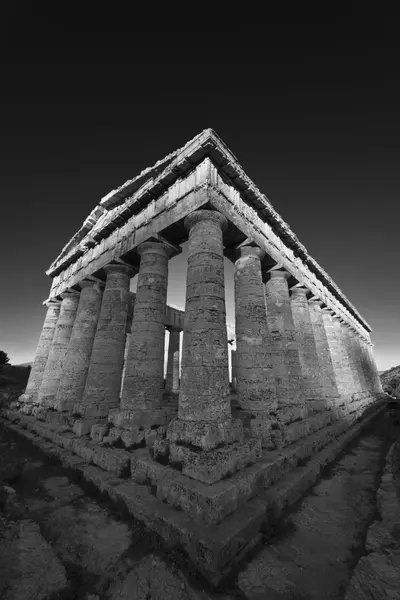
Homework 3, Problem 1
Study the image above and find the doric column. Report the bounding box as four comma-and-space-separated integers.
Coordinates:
121, 241, 173, 413
234, 244, 277, 413
351, 332, 370, 392
332, 317, 360, 398
80, 264, 133, 421
341, 323, 365, 397
308, 299, 340, 401
38, 292, 80, 408
54, 281, 103, 413
165, 327, 180, 394
367, 341, 383, 393
321, 309, 354, 401
19, 301, 61, 406
167, 210, 243, 450
290, 287, 326, 408
264, 270, 305, 414
231, 349, 237, 391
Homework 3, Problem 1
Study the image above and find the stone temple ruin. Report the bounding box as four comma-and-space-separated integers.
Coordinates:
10, 129, 384, 584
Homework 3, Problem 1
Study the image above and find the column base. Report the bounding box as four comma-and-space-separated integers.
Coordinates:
167, 417, 244, 451
73, 418, 108, 437
165, 436, 261, 484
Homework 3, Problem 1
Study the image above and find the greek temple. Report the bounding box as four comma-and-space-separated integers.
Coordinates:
10, 129, 385, 584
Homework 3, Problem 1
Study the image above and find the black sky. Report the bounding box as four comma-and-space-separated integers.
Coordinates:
1, 7, 399, 369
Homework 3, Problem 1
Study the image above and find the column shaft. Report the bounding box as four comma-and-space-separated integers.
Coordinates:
81, 264, 132, 419
121, 241, 171, 412
165, 328, 180, 393
290, 287, 326, 405
265, 271, 305, 412
38, 293, 80, 408
54, 282, 103, 412
341, 324, 364, 397
231, 349, 237, 391
20, 301, 61, 405
167, 210, 243, 451
308, 300, 340, 400
234, 245, 277, 412
321, 310, 353, 400
332, 318, 359, 397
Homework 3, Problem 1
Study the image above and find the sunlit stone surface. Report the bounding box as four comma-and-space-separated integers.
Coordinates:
15, 129, 385, 585
38, 292, 80, 408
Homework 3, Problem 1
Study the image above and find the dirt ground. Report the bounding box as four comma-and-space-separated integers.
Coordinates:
0, 409, 399, 600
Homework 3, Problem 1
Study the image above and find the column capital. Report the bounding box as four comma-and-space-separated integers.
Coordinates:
137, 239, 176, 259
103, 263, 135, 277
60, 290, 80, 300
235, 244, 265, 261
308, 297, 323, 307
79, 280, 103, 290
184, 209, 228, 233
290, 286, 308, 299
269, 269, 290, 280
44, 299, 61, 308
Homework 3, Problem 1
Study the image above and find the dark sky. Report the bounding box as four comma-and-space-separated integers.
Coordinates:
1, 7, 399, 370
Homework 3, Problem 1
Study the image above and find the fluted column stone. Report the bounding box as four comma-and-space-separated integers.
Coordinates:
19, 301, 61, 407
231, 349, 237, 391
121, 241, 173, 417
79, 264, 133, 422
264, 270, 305, 421
367, 342, 382, 393
290, 287, 327, 411
54, 281, 103, 413
333, 318, 360, 398
234, 244, 277, 414
342, 324, 365, 398
38, 292, 80, 408
165, 327, 180, 394
322, 310, 354, 402
167, 210, 243, 451
308, 299, 340, 404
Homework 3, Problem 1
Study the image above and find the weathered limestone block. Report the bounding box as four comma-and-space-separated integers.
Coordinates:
19, 301, 61, 406
234, 243, 277, 414
165, 327, 180, 393
332, 317, 359, 396
167, 210, 243, 451
290, 287, 326, 405
308, 299, 340, 403
341, 323, 364, 397
54, 281, 103, 413
347, 328, 369, 394
264, 270, 305, 411
231, 349, 237, 391
38, 293, 80, 408
81, 264, 133, 419
364, 340, 382, 393
181, 437, 262, 485
321, 309, 353, 400
121, 241, 174, 415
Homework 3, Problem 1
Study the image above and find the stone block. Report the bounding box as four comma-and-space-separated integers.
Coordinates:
182, 437, 261, 484
108, 408, 169, 430
275, 404, 307, 424
152, 439, 170, 462
120, 429, 145, 449
92, 447, 131, 477
167, 417, 243, 451
145, 430, 157, 448
73, 418, 106, 437
72, 438, 97, 463
102, 426, 121, 445
90, 424, 109, 443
